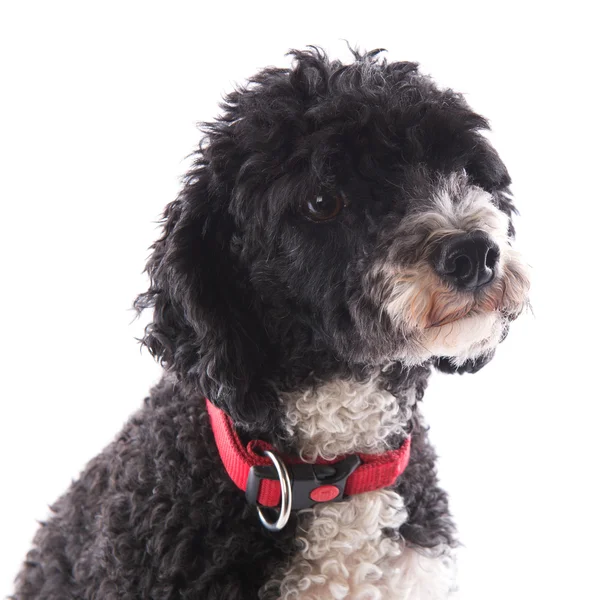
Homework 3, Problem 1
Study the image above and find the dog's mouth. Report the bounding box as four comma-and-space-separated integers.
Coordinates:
426, 315, 466, 329
425, 302, 523, 329
428, 307, 527, 330
398, 270, 530, 362
408, 283, 505, 331
426, 305, 480, 329
401, 263, 530, 332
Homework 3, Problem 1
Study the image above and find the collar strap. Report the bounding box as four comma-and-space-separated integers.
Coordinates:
206, 398, 411, 509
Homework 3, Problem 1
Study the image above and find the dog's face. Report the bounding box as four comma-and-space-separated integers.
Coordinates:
215, 51, 529, 365
138, 49, 530, 425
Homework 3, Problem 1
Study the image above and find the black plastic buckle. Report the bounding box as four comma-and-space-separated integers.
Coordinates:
246, 454, 361, 510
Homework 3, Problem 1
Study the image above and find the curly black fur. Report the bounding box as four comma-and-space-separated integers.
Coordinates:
14, 377, 299, 599
13, 47, 517, 598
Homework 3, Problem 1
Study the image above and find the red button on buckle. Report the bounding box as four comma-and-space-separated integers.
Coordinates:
309, 484, 340, 503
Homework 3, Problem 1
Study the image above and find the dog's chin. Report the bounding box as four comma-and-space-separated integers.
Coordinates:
400, 310, 505, 367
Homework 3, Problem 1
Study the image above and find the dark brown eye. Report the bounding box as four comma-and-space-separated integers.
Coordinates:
303, 193, 344, 222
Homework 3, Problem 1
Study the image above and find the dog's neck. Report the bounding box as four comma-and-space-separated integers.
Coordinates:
170, 360, 431, 459
277, 366, 427, 461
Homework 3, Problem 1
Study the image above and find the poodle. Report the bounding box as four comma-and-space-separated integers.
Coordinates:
13, 47, 530, 600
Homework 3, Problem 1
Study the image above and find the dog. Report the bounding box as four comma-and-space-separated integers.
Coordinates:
13, 47, 530, 600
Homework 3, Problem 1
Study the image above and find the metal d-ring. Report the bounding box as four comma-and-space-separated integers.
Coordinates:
256, 450, 292, 531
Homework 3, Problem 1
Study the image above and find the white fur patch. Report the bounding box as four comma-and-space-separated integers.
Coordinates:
263, 490, 456, 599
425, 177, 511, 239
266, 379, 457, 599
410, 312, 504, 366
390, 544, 458, 600
281, 377, 415, 462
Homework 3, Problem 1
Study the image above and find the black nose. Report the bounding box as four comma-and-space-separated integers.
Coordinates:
433, 231, 499, 290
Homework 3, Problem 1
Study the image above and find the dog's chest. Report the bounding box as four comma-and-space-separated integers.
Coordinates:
262, 378, 421, 599
270, 489, 418, 600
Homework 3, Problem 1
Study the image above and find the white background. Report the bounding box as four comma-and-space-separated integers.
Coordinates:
1, 1, 598, 598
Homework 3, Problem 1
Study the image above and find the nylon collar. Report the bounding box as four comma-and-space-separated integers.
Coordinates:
206, 398, 411, 509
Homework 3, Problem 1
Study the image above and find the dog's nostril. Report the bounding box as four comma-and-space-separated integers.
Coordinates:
485, 247, 499, 270
449, 255, 473, 279
434, 231, 499, 290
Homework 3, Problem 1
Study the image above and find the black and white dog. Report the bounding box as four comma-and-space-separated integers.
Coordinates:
14, 48, 530, 599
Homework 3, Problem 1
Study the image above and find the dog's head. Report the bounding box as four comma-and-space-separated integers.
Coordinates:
136, 48, 529, 428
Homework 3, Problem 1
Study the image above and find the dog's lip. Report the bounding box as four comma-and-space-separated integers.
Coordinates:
426, 315, 465, 329
426, 309, 473, 329
426, 309, 500, 329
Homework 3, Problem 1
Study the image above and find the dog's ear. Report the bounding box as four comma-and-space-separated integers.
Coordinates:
135, 174, 277, 430
433, 351, 495, 375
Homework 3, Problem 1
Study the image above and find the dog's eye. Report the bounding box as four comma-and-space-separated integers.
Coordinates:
303, 193, 344, 222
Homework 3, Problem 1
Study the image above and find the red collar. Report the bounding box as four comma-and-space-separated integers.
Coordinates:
206, 398, 411, 509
